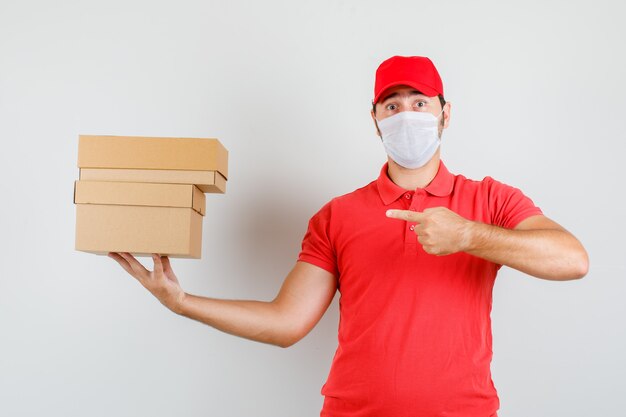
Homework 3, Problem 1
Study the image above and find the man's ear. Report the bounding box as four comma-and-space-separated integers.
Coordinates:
371, 109, 381, 138
442, 101, 451, 129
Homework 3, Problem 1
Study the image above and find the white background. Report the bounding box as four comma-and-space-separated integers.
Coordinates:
1, 1, 624, 416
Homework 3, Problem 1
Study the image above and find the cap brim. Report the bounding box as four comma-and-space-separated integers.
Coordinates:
373, 81, 440, 104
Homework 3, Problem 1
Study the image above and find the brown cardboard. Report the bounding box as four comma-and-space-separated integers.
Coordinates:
75, 204, 202, 258
78, 135, 228, 179
74, 181, 206, 216
79, 168, 227, 194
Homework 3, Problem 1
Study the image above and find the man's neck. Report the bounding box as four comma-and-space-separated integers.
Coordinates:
387, 152, 441, 191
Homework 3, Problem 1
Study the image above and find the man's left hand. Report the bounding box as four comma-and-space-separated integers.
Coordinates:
386, 207, 474, 256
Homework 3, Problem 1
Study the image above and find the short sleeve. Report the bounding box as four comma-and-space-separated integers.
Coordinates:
297, 201, 338, 276
486, 177, 543, 229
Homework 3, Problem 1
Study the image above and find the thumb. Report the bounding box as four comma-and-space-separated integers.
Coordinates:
161, 256, 173, 273
152, 253, 164, 276
161, 256, 180, 284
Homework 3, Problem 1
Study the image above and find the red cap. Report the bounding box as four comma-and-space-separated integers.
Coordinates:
373, 56, 444, 104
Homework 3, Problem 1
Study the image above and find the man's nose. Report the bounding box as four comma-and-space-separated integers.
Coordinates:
400, 102, 414, 112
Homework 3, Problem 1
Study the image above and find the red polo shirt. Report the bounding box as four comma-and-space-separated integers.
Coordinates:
298, 161, 543, 417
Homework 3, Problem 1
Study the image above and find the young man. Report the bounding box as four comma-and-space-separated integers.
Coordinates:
109, 56, 588, 417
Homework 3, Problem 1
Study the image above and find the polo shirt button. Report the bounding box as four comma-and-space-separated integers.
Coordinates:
409, 225, 415, 231
404, 193, 411, 199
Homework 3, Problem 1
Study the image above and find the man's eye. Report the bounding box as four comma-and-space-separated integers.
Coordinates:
386, 104, 397, 111
416, 101, 426, 108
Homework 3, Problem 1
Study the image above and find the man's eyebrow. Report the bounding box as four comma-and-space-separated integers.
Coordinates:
382, 92, 400, 102
381, 90, 427, 103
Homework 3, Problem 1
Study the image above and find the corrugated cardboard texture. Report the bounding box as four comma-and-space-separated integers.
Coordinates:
79, 168, 227, 194
78, 135, 228, 179
74, 181, 206, 216
75, 205, 203, 258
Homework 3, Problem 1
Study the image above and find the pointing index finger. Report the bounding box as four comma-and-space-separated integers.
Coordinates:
386, 209, 426, 222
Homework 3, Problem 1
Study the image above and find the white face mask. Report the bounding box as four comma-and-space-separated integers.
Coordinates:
377, 110, 443, 169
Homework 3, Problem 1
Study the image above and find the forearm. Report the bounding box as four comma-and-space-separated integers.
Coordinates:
465, 222, 589, 280
176, 294, 295, 347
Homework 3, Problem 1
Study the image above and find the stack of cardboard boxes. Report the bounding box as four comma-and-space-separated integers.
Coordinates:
74, 135, 228, 259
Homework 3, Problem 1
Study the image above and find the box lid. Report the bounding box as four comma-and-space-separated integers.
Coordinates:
74, 181, 205, 216
78, 135, 228, 179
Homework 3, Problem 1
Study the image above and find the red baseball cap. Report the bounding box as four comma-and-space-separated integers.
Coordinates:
373, 56, 444, 104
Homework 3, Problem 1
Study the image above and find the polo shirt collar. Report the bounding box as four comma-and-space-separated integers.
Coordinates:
377, 160, 455, 205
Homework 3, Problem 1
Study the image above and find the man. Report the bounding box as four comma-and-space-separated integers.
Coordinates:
109, 56, 588, 417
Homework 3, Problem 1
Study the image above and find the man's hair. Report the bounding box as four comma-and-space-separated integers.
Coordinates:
372, 94, 446, 115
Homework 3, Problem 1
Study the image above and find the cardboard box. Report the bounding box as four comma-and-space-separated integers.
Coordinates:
79, 168, 227, 194
78, 135, 229, 179
74, 181, 206, 215
74, 181, 204, 258
75, 205, 202, 258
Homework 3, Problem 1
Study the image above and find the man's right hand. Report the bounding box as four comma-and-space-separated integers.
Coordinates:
108, 252, 187, 314
108, 253, 337, 348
